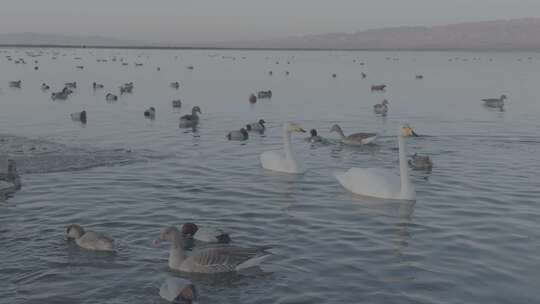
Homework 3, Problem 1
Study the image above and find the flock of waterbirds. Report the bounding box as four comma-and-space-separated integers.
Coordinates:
1, 48, 514, 302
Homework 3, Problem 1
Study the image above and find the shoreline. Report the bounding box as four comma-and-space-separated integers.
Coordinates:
1, 44, 540, 52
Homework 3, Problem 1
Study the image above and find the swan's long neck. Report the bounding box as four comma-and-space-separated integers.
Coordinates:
168, 233, 185, 269
282, 125, 299, 171
398, 135, 412, 198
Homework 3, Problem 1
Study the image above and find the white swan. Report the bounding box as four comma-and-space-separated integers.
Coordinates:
155, 226, 271, 273
66, 224, 115, 251
335, 125, 416, 201
260, 122, 306, 174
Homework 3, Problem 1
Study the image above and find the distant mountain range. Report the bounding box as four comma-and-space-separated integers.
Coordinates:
2, 18, 540, 50
231, 18, 540, 50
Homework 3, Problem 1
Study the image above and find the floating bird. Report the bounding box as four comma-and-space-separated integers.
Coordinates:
106, 93, 118, 101
64, 82, 76, 88
119, 82, 133, 94
171, 82, 180, 90
306, 129, 324, 143
144, 107, 156, 119
249, 94, 257, 104
179, 106, 201, 128
246, 119, 266, 133
409, 153, 433, 170
51, 91, 68, 100
482, 94, 506, 108
8, 80, 21, 88
330, 124, 377, 145
371, 84, 386, 91
373, 99, 389, 115
66, 224, 114, 251
155, 226, 271, 273
70, 110, 87, 124
227, 128, 249, 141
41, 83, 50, 90
172, 99, 182, 108
93, 82, 104, 89
260, 122, 306, 174
257, 90, 272, 99
159, 277, 198, 304
416, 75, 424, 79
335, 125, 416, 200
181, 223, 231, 244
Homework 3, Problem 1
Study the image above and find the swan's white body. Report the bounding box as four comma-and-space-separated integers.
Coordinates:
335, 129, 416, 201
260, 123, 305, 174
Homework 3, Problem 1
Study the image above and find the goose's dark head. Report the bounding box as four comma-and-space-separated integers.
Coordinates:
310, 129, 318, 137
181, 223, 199, 237
258, 119, 266, 125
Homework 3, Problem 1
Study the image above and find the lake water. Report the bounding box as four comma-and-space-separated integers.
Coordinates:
1, 48, 539, 303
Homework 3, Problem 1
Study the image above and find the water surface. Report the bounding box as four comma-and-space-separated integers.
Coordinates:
1, 48, 539, 303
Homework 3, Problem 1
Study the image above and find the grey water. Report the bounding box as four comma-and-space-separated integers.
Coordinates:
1, 48, 540, 303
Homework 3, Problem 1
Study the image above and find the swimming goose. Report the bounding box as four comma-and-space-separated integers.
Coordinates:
373, 99, 389, 115
260, 122, 306, 174
144, 107, 156, 119
330, 124, 377, 145
482, 95, 506, 108
409, 153, 433, 170
227, 128, 249, 141
64, 82, 76, 89
8, 80, 21, 88
179, 106, 201, 128
159, 277, 198, 303
181, 223, 231, 244
66, 224, 114, 251
335, 125, 416, 201
106, 93, 118, 101
70, 110, 87, 124
155, 226, 271, 273
171, 82, 180, 90
172, 99, 182, 108
51, 91, 69, 100
93, 82, 104, 90
41, 83, 50, 90
247, 119, 266, 132
306, 129, 324, 143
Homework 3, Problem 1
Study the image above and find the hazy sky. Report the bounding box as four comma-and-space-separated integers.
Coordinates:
0, 0, 539, 43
